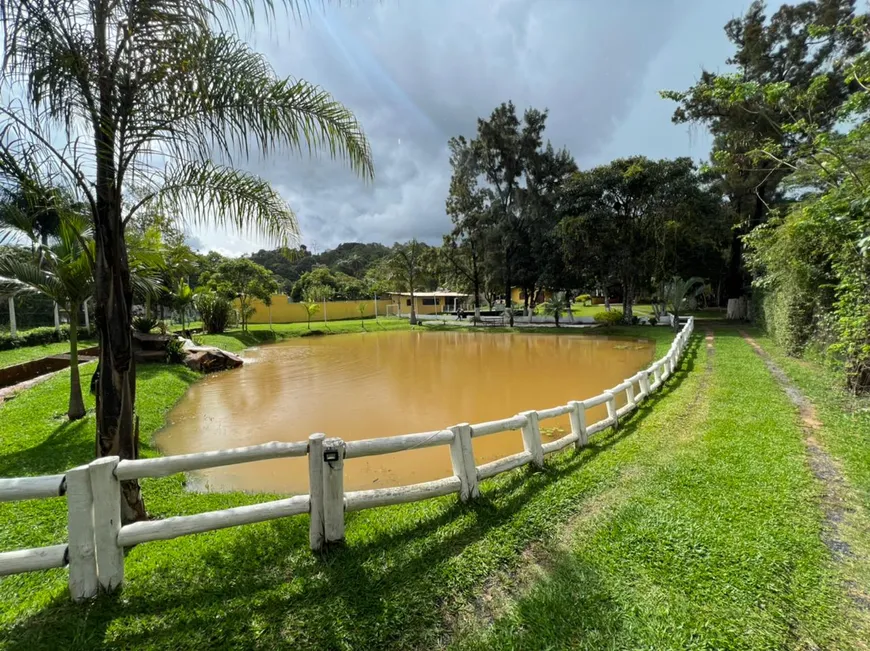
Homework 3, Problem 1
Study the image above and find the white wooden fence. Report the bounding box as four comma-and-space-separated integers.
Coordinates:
0, 318, 694, 601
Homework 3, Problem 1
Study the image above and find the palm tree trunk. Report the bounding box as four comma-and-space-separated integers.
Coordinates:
94, 197, 147, 524
67, 304, 86, 421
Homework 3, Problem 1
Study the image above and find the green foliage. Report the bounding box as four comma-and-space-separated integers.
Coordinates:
594, 310, 624, 327
202, 258, 278, 331
291, 265, 369, 302
132, 317, 158, 334
194, 292, 234, 335
577, 294, 592, 306
541, 293, 569, 326
250, 242, 391, 291
164, 338, 187, 364
0, 325, 89, 352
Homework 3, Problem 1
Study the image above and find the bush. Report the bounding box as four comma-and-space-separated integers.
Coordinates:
0, 325, 92, 351
593, 310, 624, 327
133, 316, 159, 334
648, 315, 658, 326
194, 292, 234, 334
165, 337, 187, 364
577, 294, 592, 306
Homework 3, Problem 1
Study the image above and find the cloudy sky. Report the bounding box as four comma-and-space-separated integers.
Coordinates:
194, 0, 775, 256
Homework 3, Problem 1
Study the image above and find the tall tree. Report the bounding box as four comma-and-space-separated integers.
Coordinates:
444, 136, 489, 316
472, 102, 548, 326
661, 0, 865, 304
0, 0, 373, 522
203, 258, 279, 332
381, 240, 433, 326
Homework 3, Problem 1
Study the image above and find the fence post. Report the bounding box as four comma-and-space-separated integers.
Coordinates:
308, 434, 325, 552
7, 296, 16, 338
653, 363, 662, 386
569, 400, 587, 450
66, 465, 98, 601
639, 371, 651, 400
520, 411, 544, 469
88, 457, 124, 592
322, 438, 346, 545
604, 391, 618, 430
449, 423, 479, 501
624, 381, 636, 408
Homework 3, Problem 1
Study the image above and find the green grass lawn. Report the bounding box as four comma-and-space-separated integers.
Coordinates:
0, 341, 98, 370
0, 324, 867, 649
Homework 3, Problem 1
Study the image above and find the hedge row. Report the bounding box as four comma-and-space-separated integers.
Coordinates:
0, 326, 93, 352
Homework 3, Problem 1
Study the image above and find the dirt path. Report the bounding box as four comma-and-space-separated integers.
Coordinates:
740, 330, 870, 620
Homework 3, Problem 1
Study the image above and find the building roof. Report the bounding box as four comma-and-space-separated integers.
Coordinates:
389, 291, 469, 298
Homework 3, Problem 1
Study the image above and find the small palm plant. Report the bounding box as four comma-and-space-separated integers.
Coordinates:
542, 292, 570, 328
663, 276, 705, 331
0, 213, 93, 419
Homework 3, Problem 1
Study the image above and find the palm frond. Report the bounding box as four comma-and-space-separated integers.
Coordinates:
0, 255, 64, 301
134, 161, 300, 249
126, 31, 373, 180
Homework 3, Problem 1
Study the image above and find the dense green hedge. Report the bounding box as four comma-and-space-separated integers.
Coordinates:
0, 326, 93, 352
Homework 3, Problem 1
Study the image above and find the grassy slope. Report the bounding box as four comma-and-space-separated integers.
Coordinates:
455, 328, 856, 650
0, 341, 97, 369
0, 325, 862, 649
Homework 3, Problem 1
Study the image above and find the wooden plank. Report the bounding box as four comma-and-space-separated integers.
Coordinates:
308, 434, 325, 552
449, 423, 479, 501
542, 432, 579, 455
345, 476, 461, 512
323, 438, 346, 544
115, 441, 308, 481
65, 465, 98, 601
470, 414, 528, 437
536, 404, 571, 420
345, 430, 453, 459
477, 451, 533, 480
89, 457, 124, 592
520, 410, 544, 469
0, 474, 66, 502
118, 495, 310, 546
0, 544, 67, 576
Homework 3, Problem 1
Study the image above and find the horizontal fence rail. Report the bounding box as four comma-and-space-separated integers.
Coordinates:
0, 318, 694, 601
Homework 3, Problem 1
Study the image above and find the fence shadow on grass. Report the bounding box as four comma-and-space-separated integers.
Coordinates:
1, 336, 701, 650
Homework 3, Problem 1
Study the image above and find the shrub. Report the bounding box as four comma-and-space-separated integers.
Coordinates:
577, 294, 592, 306
0, 325, 91, 351
594, 310, 624, 327
195, 292, 234, 334
133, 316, 158, 334
648, 315, 658, 326
165, 338, 187, 364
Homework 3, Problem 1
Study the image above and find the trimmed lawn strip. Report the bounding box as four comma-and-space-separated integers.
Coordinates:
453, 328, 854, 651
0, 341, 97, 370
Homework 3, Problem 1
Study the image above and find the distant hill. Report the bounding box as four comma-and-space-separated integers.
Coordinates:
249, 242, 391, 291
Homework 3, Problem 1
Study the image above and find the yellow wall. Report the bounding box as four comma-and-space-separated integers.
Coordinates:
510, 288, 553, 305
386, 294, 464, 316
244, 296, 391, 324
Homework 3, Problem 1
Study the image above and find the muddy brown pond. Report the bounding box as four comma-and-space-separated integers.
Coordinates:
155, 330, 654, 494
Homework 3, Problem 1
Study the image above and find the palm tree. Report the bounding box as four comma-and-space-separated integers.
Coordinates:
0, 0, 373, 522
663, 276, 705, 331
0, 214, 93, 419
542, 292, 569, 328
172, 281, 196, 333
